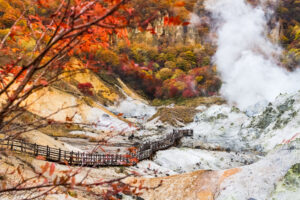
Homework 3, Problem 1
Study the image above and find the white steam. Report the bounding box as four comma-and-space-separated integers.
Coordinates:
204, 0, 300, 109
190, 13, 202, 26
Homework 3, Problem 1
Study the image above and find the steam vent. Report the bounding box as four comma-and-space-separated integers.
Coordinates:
0, 0, 299, 199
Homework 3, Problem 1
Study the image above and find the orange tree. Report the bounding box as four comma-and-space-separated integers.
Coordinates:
0, 0, 195, 134
0, 0, 139, 136
0, 0, 169, 199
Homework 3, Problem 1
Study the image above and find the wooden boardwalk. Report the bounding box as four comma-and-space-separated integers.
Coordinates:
0, 129, 193, 167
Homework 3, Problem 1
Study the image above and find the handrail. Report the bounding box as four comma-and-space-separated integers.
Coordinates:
0, 129, 193, 167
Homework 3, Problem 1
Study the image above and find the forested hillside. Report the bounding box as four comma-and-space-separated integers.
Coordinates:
277, 0, 300, 70
0, 0, 298, 102
0, 0, 299, 200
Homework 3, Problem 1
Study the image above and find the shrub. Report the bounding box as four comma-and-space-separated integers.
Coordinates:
28, 7, 36, 15
129, 45, 146, 63
202, 56, 211, 66
96, 48, 120, 67
9, 0, 24, 9
179, 51, 196, 62
182, 88, 197, 98
176, 57, 192, 71
157, 53, 168, 65
173, 80, 186, 91
164, 61, 177, 69
169, 85, 179, 98
156, 68, 173, 80
1, 12, 18, 27
0, 0, 10, 11
18, 38, 36, 51
195, 75, 204, 83
128, 43, 159, 64
162, 47, 177, 61
77, 82, 94, 96
171, 69, 185, 79
116, 41, 130, 54
203, 44, 216, 56
152, 62, 160, 70
174, 44, 193, 55
0, 28, 9, 38
16, 19, 27, 26
146, 46, 159, 60
179, 51, 197, 67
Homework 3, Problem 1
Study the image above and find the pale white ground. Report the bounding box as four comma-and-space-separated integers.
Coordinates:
130, 160, 177, 178
181, 91, 300, 153
111, 97, 156, 119
22, 131, 82, 152
216, 141, 300, 200
138, 91, 300, 200
153, 147, 259, 173
85, 107, 135, 133
23, 89, 300, 200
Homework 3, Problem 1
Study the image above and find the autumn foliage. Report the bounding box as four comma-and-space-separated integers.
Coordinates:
0, 0, 213, 198
277, 0, 300, 70
93, 42, 220, 99
77, 82, 94, 96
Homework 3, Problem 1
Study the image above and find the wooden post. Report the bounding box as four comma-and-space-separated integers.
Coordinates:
95, 154, 97, 166
46, 146, 50, 159
118, 154, 121, 164
76, 152, 79, 165
70, 151, 73, 165
82, 153, 85, 165
86, 153, 89, 165
21, 141, 23, 152
35, 144, 39, 156
58, 149, 61, 162
80, 153, 82, 165
91, 154, 94, 166
90, 154, 92, 166
99, 154, 102, 164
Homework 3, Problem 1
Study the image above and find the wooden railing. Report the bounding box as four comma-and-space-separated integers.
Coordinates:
136, 129, 193, 160
0, 129, 193, 167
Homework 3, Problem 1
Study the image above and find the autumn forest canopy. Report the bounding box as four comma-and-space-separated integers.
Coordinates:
0, 0, 299, 123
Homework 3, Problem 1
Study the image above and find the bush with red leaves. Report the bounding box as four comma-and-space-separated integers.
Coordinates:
77, 82, 94, 96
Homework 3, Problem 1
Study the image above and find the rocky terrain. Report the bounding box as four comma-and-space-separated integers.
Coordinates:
0, 0, 299, 199
2, 67, 299, 199
133, 91, 300, 200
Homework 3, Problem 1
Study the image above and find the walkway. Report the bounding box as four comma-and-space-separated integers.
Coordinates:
0, 129, 193, 167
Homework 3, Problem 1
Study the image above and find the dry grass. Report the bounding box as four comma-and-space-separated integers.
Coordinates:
178, 96, 226, 107
8, 110, 89, 139
39, 124, 89, 139
149, 106, 198, 126
152, 96, 226, 108
52, 80, 82, 97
